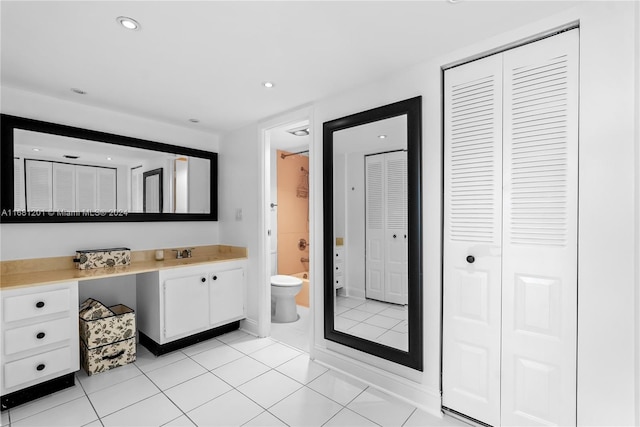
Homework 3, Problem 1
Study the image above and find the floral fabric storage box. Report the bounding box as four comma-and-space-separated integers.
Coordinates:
74, 248, 131, 270
79, 298, 136, 375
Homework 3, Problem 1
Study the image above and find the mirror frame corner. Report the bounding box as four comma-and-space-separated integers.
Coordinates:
323, 96, 423, 371
0, 114, 218, 223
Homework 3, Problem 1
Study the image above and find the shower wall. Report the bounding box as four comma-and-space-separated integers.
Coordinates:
277, 150, 309, 307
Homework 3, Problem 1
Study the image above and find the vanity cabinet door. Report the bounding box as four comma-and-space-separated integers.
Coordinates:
163, 274, 209, 340
209, 268, 245, 328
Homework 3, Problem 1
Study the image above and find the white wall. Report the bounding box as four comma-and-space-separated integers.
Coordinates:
0, 86, 220, 260
311, 2, 638, 424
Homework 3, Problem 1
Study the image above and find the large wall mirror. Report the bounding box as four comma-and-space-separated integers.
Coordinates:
0, 114, 217, 222
323, 96, 423, 370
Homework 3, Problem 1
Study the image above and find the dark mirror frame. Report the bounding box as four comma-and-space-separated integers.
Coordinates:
323, 96, 423, 370
0, 114, 218, 223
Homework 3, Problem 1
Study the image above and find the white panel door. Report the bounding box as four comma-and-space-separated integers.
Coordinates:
443, 53, 504, 427
52, 163, 76, 212
384, 151, 408, 305
25, 160, 52, 211
164, 274, 210, 340
501, 29, 578, 427
97, 168, 117, 211
365, 154, 385, 302
76, 165, 97, 211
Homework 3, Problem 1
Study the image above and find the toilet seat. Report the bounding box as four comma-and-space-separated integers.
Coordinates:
271, 275, 303, 287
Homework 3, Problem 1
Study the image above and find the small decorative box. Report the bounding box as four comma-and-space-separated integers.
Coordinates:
74, 247, 131, 270
79, 298, 136, 375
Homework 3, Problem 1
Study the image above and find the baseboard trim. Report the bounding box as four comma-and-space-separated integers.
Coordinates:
313, 346, 442, 416
240, 318, 260, 336
139, 321, 240, 356
1, 373, 75, 411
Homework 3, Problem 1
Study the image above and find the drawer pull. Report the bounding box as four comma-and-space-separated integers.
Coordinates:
102, 350, 125, 361
212, 275, 217, 281
35, 301, 45, 308
36, 363, 46, 371
36, 332, 46, 339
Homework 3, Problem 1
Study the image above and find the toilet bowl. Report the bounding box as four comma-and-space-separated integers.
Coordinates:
271, 275, 303, 323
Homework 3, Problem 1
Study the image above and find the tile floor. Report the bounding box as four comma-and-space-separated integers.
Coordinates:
334, 296, 408, 352
1, 318, 464, 427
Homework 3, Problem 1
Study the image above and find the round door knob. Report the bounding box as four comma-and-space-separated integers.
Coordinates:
393, 234, 397, 238
466, 255, 475, 264
36, 332, 46, 339
35, 301, 45, 308
212, 275, 218, 281
36, 364, 46, 371
201, 277, 206, 283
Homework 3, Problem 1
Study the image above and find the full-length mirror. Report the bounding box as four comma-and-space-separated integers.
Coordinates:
1, 115, 217, 222
323, 96, 422, 370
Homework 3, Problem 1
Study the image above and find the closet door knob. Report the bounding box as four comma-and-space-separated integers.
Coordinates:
393, 234, 397, 239
212, 275, 217, 281
36, 364, 46, 371
36, 332, 46, 340
466, 255, 475, 264
201, 277, 206, 283
35, 301, 45, 308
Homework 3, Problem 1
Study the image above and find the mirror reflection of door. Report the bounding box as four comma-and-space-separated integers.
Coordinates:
333, 115, 409, 351
143, 168, 163, 213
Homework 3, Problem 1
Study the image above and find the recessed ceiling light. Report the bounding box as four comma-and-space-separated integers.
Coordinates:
117, 16, 141, 31
106, 157, 112, 161
378, 134, 387, 139
32, 148, 41, 152
262, 81, 275, 89
70, 88, 87, 95
188, 118, 200, 123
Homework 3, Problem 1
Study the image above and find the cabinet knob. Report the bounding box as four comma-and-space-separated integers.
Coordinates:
466, 255, 475, 264
393, 234, 397, 238
36, 364, 46, 371
212, 275, 218, 281
36, 332, 46, 340
35, 301, 45, 308
201, 277, 206, 283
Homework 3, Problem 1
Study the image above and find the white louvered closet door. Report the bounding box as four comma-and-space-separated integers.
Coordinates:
25, 160, 53, 211
442, 53, 503, 427
366, 154, 385, 302
501, 29, 578, 426
384, 150, 408, 305
443, 29, 578, 427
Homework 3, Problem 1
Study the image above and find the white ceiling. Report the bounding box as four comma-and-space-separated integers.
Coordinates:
1, 1, 581, 136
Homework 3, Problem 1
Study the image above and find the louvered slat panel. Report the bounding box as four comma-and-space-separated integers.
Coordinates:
448, 73, 500, 243
508, 54, 570, 246
366, 159, 383, 230
385, 154, 407, 230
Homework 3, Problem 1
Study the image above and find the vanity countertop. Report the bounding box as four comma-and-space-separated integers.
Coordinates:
0, 245, 247, 290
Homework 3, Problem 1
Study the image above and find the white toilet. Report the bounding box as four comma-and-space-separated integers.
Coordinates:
271, 275, 303, 323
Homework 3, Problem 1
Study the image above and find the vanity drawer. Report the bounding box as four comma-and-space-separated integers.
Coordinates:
3, 346, 72, 390
4, 317, 71, 355
3, 288, 71, 323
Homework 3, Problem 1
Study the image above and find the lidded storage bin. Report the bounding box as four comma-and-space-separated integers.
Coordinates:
79, 298, 136, 375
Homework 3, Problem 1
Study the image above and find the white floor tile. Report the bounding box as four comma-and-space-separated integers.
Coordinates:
378, 307, 407, 320
242, 411, 287, 426
9, 383, 86, 422
146, 357, 207, 390
348, 322, 387, 340
81, 420, 103, 427
181, 338, 224, 357
269, 387, 343, 427
162, 415, 196, 426
364, 314, 403, 329
357, 300, 390, 314
12, 396, 97, 427
340, 308, 374, 322
228, 335, 276, 355
403, 408, 468, 426
212, 356, 270, 387
216, 329, 250, 344
347, 387, 415, 427
249, 342, 301, 368
187, 390, 263, 427
236, 370, 302, 408
100, 393, 181, 427
391, 320, 408, 334
88, 374, 159, 417
76, 363, 142, 394
269, 326, 309, 352
275, 354, 327, 385
190, 344, 245, 370
336, 297, 364, 309
307, 371, 367, 406
1, 411, 9, 427
334, 316, 359, 331
323, 408, 379, 426
134, 345, 187, 373
377, 330, 408, 352
164, 372, 232, 413
334, 304, 351, 315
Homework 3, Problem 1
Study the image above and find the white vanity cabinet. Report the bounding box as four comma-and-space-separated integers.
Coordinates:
136, 260, 246, 349
0, 281, 79, 398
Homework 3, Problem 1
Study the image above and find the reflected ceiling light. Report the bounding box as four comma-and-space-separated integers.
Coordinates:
106, 157, 112, 161
32, 148, 41, 152
70, 88, 86, 95
262, 81, 275, 89
378, 134, 387, 139
117, 16, 141, 31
